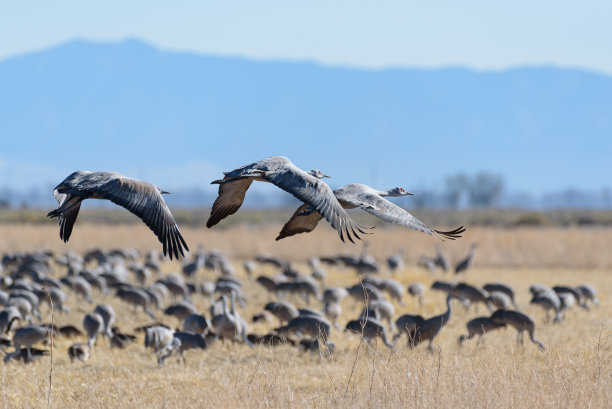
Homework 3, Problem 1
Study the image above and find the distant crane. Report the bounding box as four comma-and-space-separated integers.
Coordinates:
387, 248, 405, 275
206, 156, 366, 243
393, 294, 457, 350
455, 243, 477, 274
276, 183, 465, 241
47, 171, 188, 259
434, 244, 450, 273
489, 309, 545, 351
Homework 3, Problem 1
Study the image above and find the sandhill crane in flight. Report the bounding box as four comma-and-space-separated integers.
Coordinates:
47, 171, 189, 259
206, 156, 366, 243
276, 183, 465, 241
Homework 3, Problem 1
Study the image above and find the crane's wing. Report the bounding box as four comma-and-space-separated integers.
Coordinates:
47, 190, 83, 242
206, 178, 253, 228
266, 170, 366, 243
343, 193, 465, 240
96, 177, 189, 260
276, 204, 324, 240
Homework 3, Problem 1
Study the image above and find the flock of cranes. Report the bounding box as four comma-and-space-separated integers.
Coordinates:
0, 155, 599, 368
0, 242, 600, 367
47, 156, 465, 256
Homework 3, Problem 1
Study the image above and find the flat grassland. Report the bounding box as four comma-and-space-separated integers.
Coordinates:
0, 224, 610, 408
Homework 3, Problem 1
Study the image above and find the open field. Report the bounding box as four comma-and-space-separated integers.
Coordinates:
0, 224, 610, 408
2, 223, 612, 268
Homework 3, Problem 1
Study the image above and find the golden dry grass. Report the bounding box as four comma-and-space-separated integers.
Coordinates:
3, 223, 612, 268
0, 224, 610, 408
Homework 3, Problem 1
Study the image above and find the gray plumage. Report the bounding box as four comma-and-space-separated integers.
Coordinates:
393, 314, 425, 345
164, 301, 198, 321
386, 249, 405, 274
458, 317, 507, 346
274, 315, 332, 345
172, 331, 209, 363
207, 156, 366, 243
4, 325, 52, 363
344, 318, 395, 350
434, 243, 450, 272
183, 313, 213, 335
322, 287, 349, 304
255, 276, 280, 294
553, 286, 587, 310
577, 284, 599, 308
452, 282, 489, 311
530, 290, 562, 323
346, 282, 384, 304
144, 326, 180, 366
115, 288, 156, 319
0, 306, 22, 334
323, 302, 342, 329
34, 287, 69, 314
211, 293, 253, 347
413, 294, 455, 350
264, 302, 299, 324
431, 280, 456, 295
8, 297, 36, 323
68, 343, 90, 363
483, 283, 518, 308
361, 299, 395, 330
276, 280, 320, 303
277, 183, 465, 241
455, 243, 477, 274
407, 282, 426, 306
47, 171, 188, 259
489, 309, 545, 351
83, 312, 105, 348
486, 291, 513, 310
94, 304, 115, 339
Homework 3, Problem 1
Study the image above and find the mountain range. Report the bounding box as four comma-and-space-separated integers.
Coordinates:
0, 38, 611, 208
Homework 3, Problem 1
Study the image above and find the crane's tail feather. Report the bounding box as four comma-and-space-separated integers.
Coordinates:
346, 226, 355, 244
357, 225, 375, 234
434, 226, 466, 240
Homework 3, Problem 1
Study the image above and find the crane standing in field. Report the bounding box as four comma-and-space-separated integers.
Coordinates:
207, 156, 366, 243
387, 248, 405, 275
455, 243, 477, 274
47, 171, 189, 259
434, 244, 450, 273
276, 183, 465, 241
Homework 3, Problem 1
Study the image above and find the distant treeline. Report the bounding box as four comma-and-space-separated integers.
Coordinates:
2, 172, 611, 211
2, 207, 612, 228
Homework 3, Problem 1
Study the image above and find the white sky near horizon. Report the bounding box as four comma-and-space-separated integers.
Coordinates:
1, 1, 611, 73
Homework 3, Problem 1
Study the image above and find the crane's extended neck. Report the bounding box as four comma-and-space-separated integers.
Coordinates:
443, 295, 453, 321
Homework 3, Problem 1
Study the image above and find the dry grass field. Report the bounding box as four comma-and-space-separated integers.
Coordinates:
0, 223, 610, 408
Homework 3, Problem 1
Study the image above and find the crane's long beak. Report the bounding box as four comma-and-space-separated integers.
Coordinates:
161, 190, 170, 195
322, 174, 331, 178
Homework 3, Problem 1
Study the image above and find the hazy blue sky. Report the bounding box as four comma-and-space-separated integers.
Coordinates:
1, 1, 611, 73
